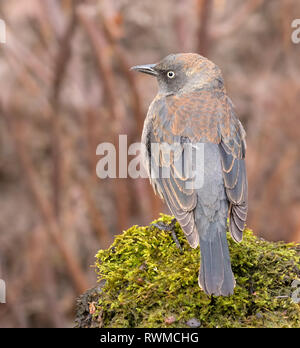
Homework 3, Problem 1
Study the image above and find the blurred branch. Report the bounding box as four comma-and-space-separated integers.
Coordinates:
30, 225, 64, 327
77, 5, 130, 230
173, 0, 189, 51
51, 1, 81, 105
49, 0, 82, 217
99, 10, 159, 222
77, 5, 122, 126
1, 106, 89, 295
5, 27, 52, 84
250, 146, 297, 240
211, 0, 264, 40
196, 0, 213, 56
101, 17, 144, 135
38, 0, 66, 39
81, 181, 112, 248
83, 108, 113, 244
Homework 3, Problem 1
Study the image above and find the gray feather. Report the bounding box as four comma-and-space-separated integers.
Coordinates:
196, 144, 235, 296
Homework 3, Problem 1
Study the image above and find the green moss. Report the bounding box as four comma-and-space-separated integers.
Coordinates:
76, 214, 300, 328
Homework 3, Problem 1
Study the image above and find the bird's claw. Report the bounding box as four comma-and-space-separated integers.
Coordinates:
151, 218, 176, 231
151, 218, 183, 252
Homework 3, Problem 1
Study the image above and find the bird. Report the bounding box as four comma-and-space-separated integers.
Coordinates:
131, 53, 248, 296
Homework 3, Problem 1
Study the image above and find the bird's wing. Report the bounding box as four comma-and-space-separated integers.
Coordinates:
148, 129, 199, 248
218, 97, 248, 242
148, 90, 247, 245
163, 90, 248, 242
146, 97, 199, 248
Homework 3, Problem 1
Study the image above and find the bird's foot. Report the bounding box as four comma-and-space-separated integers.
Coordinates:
151, 218, 177, 231
151, 218, 183, 252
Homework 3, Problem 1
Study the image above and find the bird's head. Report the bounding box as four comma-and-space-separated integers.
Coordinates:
131, 53, 224, 95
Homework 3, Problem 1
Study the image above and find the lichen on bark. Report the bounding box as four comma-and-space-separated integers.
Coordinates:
75, 214, 300, 328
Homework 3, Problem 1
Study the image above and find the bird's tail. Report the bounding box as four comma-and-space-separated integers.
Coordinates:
198, 222, 235, 296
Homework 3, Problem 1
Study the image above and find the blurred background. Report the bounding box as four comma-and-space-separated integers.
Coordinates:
0, 0, 300, 327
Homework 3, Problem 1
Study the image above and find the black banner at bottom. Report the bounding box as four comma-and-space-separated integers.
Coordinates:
0, 327, 291, 345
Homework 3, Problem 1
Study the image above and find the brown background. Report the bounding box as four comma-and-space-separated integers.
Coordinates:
0, 0, 300, 327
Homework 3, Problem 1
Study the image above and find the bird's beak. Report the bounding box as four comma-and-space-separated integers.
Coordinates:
130, 64, 158, 77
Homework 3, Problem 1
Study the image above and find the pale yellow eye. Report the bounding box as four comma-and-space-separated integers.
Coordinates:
167, 71, 175, 79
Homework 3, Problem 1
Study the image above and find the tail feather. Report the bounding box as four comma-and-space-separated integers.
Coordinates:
198, 223, 235, 296
229, 203, 247, 243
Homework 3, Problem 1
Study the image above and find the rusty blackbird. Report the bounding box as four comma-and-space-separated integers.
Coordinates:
131, 53, 248, 296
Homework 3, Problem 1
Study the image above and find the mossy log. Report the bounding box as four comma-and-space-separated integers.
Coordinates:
75, 215, 300, 328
